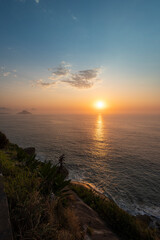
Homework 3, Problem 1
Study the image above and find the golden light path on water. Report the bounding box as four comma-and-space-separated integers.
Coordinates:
94, 114, 106, 158
95, 114, 103, 139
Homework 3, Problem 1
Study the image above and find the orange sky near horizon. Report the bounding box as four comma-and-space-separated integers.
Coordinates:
1, 86, 159, 115
1, 66, 160, 115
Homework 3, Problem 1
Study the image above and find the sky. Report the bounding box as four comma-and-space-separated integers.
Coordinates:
0, 0, 160, 114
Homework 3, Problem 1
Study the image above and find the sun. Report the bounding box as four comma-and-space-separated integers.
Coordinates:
95, 100, 106, 110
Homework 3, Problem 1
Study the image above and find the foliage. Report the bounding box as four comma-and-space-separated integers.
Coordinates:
0, 131, 9, 149
39, 159, 70, 195
16, 146, 70, 194
0, 144, 76, 240
71, 184, 156, 240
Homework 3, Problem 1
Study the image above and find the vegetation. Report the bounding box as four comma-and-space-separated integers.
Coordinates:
0, 131, 158, 240
0, 135, 82, 240
71, 184, 157, 240
0, 131, 9, 149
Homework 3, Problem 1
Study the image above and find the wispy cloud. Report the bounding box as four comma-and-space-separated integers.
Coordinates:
35, 62, 101, 89
49, 62, 71, 77
35, 79, 56, 88
3, 72, 11, 77
63, 69, 100, 89
0, 67, 17, 79
72, 15, 78, 21
17, 0, 40, 3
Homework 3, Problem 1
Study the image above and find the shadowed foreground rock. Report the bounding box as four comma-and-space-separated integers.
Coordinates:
65, 188, 120, 240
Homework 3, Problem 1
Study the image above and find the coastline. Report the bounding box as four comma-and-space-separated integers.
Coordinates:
71, 181, 160, 232
71, 180, 112, 201
0, 131, 159, 239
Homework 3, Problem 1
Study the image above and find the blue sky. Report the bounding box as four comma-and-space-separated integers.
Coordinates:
0, 0, 160, 113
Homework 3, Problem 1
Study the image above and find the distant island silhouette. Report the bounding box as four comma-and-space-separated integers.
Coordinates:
17, 110, 32, 115
0, 107, 10, 114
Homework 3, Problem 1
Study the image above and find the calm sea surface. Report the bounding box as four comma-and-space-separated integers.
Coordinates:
0, 114, 160, 219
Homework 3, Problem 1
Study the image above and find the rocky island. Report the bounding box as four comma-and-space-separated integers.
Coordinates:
17, 110, 32, 114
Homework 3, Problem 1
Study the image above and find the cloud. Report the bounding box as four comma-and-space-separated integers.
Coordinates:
3, 72, 11, 77
36, 79, 56, 88
0, 67, 17, 79
49, 62, 70, 77
36, 62, 101, 89
79, 69, 100, 79
17, 0, 40, 3
72, 15, 78, 21
62, 69, 100, 89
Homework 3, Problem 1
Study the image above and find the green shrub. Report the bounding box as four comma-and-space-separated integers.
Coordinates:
38, 160, 70, 195
0, 131, 9, 149
0, 146, 73, 240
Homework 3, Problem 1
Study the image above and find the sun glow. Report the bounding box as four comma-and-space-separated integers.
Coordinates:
95, 101, 106, 110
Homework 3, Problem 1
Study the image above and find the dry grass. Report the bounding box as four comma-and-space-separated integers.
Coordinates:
64, 208, 82, 239
0, 146, 83, 240
10, 189, 82, 240
57, 230, 75, 240
56, 195, 83, 240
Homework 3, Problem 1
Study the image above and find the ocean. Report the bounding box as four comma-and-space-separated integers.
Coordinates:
0, 114, 160, 220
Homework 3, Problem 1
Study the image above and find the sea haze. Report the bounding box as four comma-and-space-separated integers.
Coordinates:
0, 114, 160, 220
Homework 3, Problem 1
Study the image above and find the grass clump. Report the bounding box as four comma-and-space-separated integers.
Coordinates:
71, 184, 156, 240
0, 143, 82, 240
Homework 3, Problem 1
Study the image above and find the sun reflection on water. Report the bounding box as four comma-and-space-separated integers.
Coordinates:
93, 114, 107, 158
95, 114, 103, 140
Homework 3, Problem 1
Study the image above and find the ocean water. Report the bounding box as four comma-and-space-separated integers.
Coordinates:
0, 114, 160, 219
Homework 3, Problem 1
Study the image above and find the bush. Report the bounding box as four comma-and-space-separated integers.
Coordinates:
0, 146, 79, 240
0, 131, 9, 149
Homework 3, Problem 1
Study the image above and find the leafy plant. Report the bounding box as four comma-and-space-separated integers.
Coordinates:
38, 160, 70, 195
